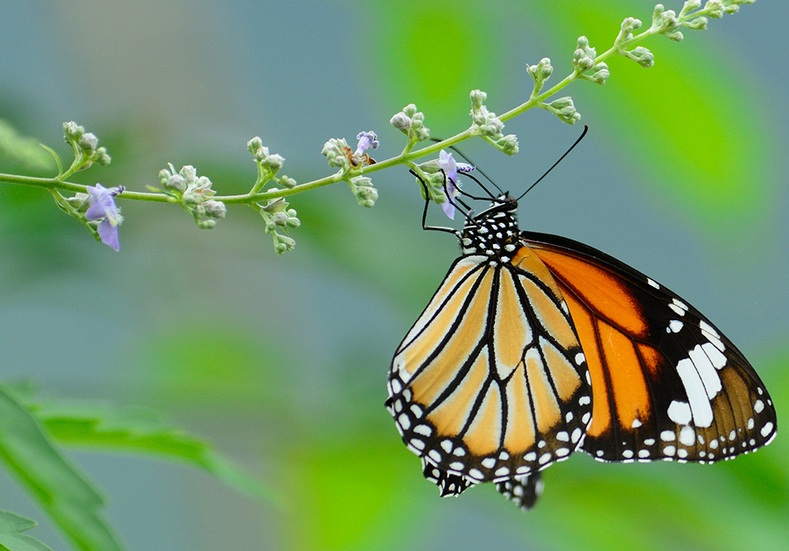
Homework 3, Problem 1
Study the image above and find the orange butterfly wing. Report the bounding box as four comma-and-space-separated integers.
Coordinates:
386, 248, 592, 495
523, 231, 777, 463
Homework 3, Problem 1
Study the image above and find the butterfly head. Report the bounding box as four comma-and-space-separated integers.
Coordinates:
459, 194, 520, 261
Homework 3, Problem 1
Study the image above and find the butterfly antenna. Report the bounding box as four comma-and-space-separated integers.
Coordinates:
516, 125, 588, 201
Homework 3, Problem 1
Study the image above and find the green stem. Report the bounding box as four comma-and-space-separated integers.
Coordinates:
0, 2, 741, 207
0, 173, 175, 203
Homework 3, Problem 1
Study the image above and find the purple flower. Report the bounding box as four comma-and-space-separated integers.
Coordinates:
86, 184, 122, 251
437, 150, 474, 219
354, 131, 379, 157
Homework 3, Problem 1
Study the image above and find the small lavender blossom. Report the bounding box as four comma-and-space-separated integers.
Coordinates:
354, 131, 379, 157
437, 150, 474, 219
85, 183, 123, 251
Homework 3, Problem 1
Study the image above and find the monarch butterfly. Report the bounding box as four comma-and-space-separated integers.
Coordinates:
385, 138, 777, 510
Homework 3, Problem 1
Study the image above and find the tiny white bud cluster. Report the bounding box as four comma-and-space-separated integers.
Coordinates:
157, 164, 226, 229
469, 90, 519, 155
573, 37, 610, 85
62, 121, 111, 170
259, 194, 300, 254
321, 138, 352, 171
546, 97, 581, 125
390, 103, 430, 143
389, 103, 430, 145
347, 176, 378, 208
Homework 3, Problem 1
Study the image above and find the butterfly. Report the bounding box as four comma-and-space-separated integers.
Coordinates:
384, 139, 777, 510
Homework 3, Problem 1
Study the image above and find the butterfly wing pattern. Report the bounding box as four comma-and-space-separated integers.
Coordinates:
524, 231, 777, 464
387, 194, 777, 510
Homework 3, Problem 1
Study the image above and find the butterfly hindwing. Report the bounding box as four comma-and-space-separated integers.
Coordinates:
386, 246, 592, 494
523, 231, 777, 464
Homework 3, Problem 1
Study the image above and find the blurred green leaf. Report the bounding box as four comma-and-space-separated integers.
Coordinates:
0, 384, 123, 551
32, 400, 279, 505
0, 120, 52, 174
286, 426, 430, 551
0, 510, 53, 551
134, 326, 284, 411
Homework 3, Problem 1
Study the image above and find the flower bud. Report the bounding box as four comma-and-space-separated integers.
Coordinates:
247, 136, 263, 154
262, 153, 285, 173
79, 132, 98, 152
469, 89, 487, 109
628, 46, 655, 68
166, 174, 186, 192
63, 121, 85, 141
497, 135, 519, 156
390, 112, 411, 131
202, 200, 227, 219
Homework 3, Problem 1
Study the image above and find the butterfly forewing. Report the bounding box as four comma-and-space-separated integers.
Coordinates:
387, 245, 592, 494
523, 231, 777, 464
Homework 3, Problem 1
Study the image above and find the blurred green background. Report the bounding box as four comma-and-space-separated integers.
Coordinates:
1, 1, 787, 549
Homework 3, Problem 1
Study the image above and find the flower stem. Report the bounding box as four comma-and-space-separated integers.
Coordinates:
0, 1, 748, 207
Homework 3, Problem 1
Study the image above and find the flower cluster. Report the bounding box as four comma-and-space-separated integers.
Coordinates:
157, 164, 226, 229
248, 137, 295, 187
322, 131, 381, 208
390, 104, 430, 147
62, 121, 111, 173
573, 37, 610, 84
347, 176, 378, 208
526, 58, 554, 96
321, 138, 353, 171
469, 90, 519, 155
258, 194, 300, 254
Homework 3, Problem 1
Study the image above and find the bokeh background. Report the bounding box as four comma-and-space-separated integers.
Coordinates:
1, 1, 788, 549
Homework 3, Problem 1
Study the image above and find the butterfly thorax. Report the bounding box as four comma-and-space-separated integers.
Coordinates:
458, 197, 520, 263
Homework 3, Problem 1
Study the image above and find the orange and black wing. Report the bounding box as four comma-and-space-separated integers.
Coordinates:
386, 250, 592, 496
522, 231, 777, 464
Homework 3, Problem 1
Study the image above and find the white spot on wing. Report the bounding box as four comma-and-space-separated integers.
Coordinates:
667, 400, 692, 425
675, 355, 714, 427
701, 342, 727, 370
679, 426, 695, 446
668, 320, 684, 333
688, 345, 724, 397
414, 424, 432, 437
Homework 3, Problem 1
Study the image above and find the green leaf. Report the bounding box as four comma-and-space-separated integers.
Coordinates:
0, 384, 123, 551
0, 121, 52, 173
0, 510, 53, 551
30, 399, 278, 506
